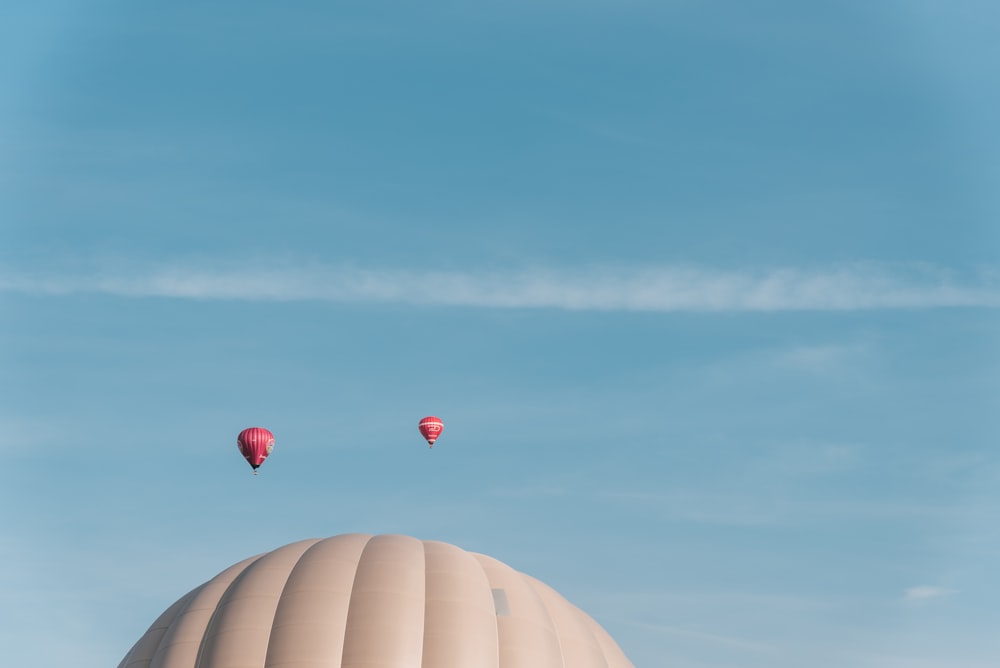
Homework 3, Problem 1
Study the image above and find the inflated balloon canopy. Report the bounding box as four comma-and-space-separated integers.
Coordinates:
118, 533, 634, 668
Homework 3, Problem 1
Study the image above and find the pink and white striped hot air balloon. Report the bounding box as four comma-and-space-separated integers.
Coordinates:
237, 427, 275, 474
418, 416, 444, 448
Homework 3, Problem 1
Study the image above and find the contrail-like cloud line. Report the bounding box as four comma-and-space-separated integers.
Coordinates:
903, 586, 958, 602
2, 263, 999, 311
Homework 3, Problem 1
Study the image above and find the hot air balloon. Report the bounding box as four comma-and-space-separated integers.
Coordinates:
418, 416, 443, 448
237, 427, 274, 475
119, 533, 636, 668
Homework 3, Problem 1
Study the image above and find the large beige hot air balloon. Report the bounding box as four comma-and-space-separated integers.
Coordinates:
119, 533, 634, 668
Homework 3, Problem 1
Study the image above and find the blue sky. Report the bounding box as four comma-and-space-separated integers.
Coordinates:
2, 2, 999, 666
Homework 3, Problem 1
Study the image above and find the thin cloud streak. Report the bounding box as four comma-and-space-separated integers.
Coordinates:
633, 621, 773, 653
903, 586, 958, 602
2, 263, 999, 312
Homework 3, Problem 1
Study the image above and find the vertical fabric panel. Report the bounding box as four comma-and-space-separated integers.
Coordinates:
528, 576, 610, 668
264, 534, 372, 668
151, 557, 262, 668
196, 540, 319, 668
472, 554, 564, 668
421, 540, 499, 668
116, 555, 262, 668
118, 533, 634, 668
119, 588, 199, 668
340, 534, 426, 668
583, 616, 635, 668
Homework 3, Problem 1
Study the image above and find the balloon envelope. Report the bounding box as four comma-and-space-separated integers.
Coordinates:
418, 416, 444, 448
118, 533, 635, 668
237, 427, 274, 471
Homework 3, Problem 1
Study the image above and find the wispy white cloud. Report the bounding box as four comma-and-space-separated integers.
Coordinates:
0, 416, 76, 456
489, 484, 570, 498
2, 261, 998, 312
602, 488, 784, 526
636, 621, 774, 653
903, 585, 958, 602
531, 104, 646, 145
848, 650, 1000, 668
602, 480, 976, 527
770, 343, 868, 374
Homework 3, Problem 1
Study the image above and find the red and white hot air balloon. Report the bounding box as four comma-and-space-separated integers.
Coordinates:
237, 427, 275, 474
418, 416, 444, 448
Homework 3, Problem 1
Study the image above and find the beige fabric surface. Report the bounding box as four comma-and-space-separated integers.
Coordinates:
119, 533, 634, 668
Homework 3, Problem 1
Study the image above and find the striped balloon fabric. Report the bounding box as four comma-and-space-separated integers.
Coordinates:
418, 416, 444, 447
118, 534, 635, 668
237, 427, 275, 474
